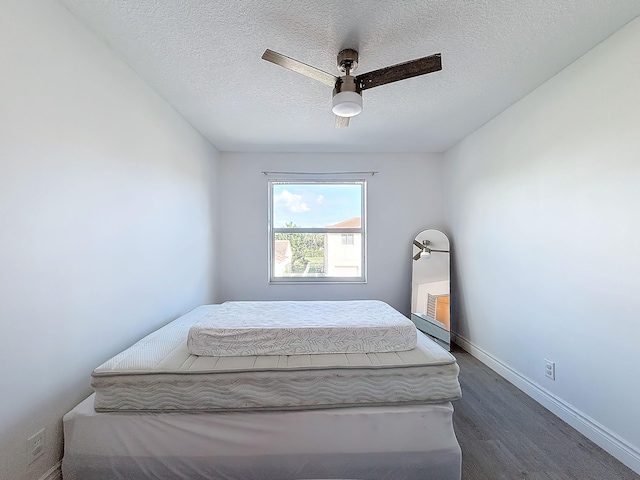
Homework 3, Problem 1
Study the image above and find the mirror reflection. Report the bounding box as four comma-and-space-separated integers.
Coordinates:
411, 229, 451, 350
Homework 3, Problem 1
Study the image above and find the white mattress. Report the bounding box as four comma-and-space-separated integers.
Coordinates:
63, 394, 462, 480
92, 305, 461, 412
187, 300, 417, 356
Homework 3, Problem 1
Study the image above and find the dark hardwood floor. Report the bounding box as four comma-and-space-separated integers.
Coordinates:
451, 345, 639, 480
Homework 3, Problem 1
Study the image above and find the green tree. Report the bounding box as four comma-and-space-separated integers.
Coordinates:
276, 222, 324, 273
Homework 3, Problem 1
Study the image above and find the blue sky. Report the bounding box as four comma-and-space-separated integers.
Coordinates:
272, 183, 362, 228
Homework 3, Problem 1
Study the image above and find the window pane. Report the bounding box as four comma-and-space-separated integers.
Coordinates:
272, 183, 362, 228
273, 231, 362, 279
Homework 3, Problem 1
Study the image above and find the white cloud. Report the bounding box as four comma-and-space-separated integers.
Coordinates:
316, 195, 324, 204
274, 189, 310, 213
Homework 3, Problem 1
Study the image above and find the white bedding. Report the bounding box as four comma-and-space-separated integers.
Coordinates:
92, 305, 461, 412
63, 394, 462, 480
186, 300, 417, 356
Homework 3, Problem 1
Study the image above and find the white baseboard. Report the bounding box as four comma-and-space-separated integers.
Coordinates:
452, 333, 640, 475
39, 461, 62, 480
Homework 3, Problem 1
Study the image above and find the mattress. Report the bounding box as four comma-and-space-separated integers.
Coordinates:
92, 305, 461, 412
63, 394, 462, 480
187, 300, 417, 356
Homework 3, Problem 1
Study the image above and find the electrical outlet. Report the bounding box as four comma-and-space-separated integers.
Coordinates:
545, 359, 556, 380
26, 428, 45, 464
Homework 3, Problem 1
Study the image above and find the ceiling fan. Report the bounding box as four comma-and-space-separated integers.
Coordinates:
262, 48, 442, 128
413, 239, 449, 261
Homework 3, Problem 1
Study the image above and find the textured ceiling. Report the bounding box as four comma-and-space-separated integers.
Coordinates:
62, 0, 640, 153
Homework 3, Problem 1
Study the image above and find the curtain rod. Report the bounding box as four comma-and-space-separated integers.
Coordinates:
262, 171, 378, 176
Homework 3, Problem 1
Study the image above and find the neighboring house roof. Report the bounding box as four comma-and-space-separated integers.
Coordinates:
326, 217, 361, 228
274, 240, 291, 263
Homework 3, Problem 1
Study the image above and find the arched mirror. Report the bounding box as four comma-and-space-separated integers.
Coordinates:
411, 229, 450, 350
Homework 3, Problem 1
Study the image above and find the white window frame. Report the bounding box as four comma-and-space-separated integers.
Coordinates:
268, 179, 367, 284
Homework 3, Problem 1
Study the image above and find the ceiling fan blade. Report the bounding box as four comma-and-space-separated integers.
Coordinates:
413, 251, 422, 261
335, 116, 350, 128
262, 49, 338, 87
356, 53, 442, 91
413, 239, 424, 249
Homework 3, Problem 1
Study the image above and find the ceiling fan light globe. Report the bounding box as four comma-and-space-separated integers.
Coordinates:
332, 91, 363, 117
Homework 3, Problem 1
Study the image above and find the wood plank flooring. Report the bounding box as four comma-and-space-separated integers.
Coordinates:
451, 345, 640, 480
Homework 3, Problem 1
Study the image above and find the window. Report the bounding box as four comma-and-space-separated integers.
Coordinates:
269, 180, 366, 283
341, 233, 354, 245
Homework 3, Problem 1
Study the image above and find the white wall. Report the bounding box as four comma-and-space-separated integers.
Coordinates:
217, 153, 444, 315
443, 16, 640, 472
0, 2, 219, 479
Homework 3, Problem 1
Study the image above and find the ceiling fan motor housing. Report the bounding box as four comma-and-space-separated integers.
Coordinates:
333, 75, 361, 96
